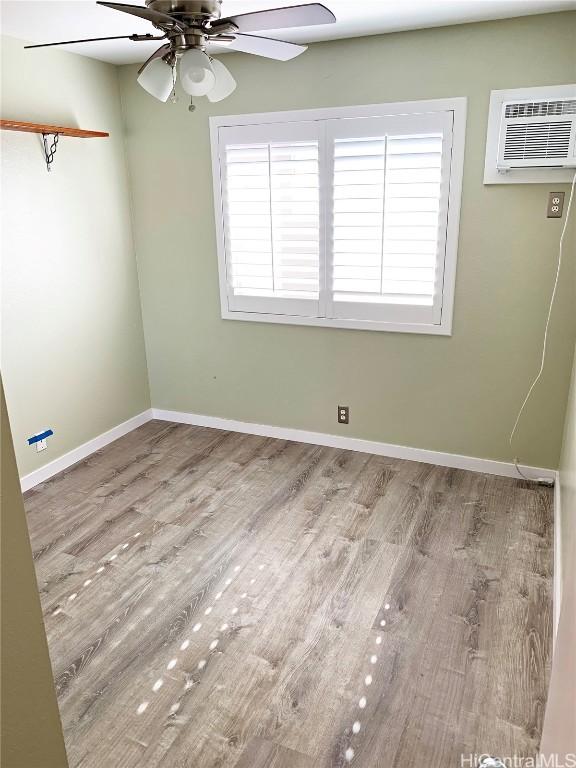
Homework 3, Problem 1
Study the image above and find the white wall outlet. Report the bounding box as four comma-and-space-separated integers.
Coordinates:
28, 428, 53, 452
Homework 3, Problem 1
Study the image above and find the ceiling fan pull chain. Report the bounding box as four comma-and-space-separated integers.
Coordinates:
188, 96, 196, 113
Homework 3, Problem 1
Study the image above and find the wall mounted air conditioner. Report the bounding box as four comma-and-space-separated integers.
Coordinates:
497, 98, 576, 170
484, 84, 576, 184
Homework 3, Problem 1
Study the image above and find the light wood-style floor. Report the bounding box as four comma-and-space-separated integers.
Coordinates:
25, 420, 553, 768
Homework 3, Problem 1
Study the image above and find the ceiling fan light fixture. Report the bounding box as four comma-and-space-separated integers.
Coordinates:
206, 59, 236, 102
28, 3, 338, 108
180, 49, 215, 97
137, 57, 174, 102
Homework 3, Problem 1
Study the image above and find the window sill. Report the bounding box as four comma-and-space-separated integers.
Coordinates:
221, 309, 453, 336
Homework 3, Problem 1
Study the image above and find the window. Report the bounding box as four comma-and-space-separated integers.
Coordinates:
210, 99, 466, 334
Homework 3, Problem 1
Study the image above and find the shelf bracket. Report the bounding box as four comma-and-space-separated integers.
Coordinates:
41, 132, 60, 172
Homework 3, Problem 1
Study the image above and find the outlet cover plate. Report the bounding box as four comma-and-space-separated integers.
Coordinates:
547, 191, 565, 218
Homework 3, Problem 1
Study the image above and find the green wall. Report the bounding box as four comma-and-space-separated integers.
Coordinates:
540, 341, 576, 760
119, 12, 576, 469
1, 36, 150, 477
559, 343, 576, 584
2, 14, 575, 477
1, 380, 69, 767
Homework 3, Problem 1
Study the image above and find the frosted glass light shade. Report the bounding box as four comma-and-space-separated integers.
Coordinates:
207, 59, 236, 103
180, 49, 215, 96
137, 58, 174, 102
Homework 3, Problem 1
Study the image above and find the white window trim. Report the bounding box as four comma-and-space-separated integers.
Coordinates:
210, 97, 467, 336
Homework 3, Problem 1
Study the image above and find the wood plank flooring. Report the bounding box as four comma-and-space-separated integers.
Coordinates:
24, 420, 554, 768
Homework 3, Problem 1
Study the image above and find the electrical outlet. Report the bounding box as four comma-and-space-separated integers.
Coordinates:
28, 428, 54, 452
338, 405, 349, 424
547, 192, 565, 218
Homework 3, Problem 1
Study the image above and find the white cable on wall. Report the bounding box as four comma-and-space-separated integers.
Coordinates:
509, 171, 576, 483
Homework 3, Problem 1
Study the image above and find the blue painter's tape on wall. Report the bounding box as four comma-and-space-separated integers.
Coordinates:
28, 429, 54, 445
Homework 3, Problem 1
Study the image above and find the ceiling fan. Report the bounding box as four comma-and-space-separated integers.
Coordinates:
25, 1, 336, 105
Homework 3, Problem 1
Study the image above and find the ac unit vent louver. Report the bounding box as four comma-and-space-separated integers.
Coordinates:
503, 121, 572, 160
496, 93, 576, 170
504, 100, 576, 118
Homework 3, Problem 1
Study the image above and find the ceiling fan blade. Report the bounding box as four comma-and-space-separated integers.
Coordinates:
97, 1, 185, 29
221, 33, 307, 61
138, 43, 171, 75
214, 3, 336, 34
24, 34, 142, 49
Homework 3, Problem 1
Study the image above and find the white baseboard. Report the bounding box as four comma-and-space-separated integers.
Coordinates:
20, 409, 153, 492
20, 403, 558, 493
152, 408, 557, 482
553, 471, 562, 647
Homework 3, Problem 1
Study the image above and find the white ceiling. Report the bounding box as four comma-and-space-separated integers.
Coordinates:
2, 0, 575, 65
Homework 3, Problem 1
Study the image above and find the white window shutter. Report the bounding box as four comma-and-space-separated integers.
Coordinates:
326, 112, 454, 325
218, 121, 322, 317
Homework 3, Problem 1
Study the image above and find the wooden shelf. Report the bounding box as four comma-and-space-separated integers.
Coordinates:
0, 119, 108, 138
